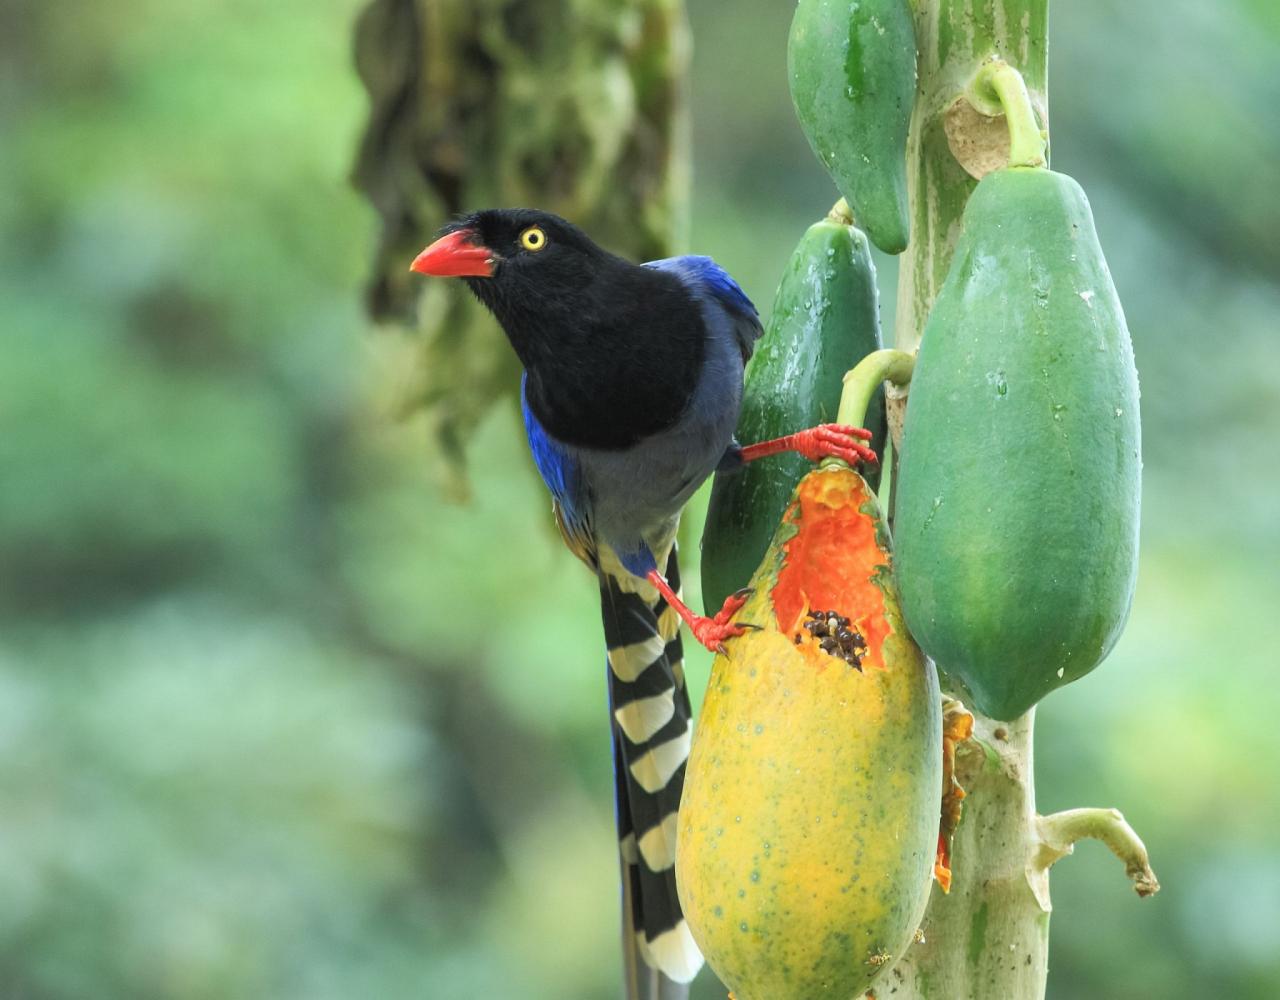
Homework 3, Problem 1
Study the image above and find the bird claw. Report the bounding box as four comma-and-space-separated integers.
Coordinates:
793, 423, 878, 466
690, 590, 755, 653
710, 588, 752, 625
691, 616, 752, 654
712, 622, 761, 658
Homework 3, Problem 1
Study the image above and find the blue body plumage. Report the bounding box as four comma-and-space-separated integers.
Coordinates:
522, 254, 755, 580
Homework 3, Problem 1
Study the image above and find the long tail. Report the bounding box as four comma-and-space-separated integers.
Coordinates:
599, 543, 702, 1000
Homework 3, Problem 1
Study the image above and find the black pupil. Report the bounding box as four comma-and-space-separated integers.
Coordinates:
527, 230, 540, 246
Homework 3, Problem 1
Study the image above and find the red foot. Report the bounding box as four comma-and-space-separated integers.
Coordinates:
739, 423, 877, 467
689, 588, 754, 653
646, 574, 755, 654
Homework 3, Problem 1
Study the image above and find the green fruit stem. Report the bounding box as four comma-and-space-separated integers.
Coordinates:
837, 349, 916, 430
965, 59, 1047, 168
817, 349, 913, 477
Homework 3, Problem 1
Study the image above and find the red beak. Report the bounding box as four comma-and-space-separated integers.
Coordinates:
410, 229, 495, 278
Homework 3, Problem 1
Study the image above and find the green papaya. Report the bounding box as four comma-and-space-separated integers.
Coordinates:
787, 0, 917, 254
701, 216, 885, 613
893, 166, 1141, 721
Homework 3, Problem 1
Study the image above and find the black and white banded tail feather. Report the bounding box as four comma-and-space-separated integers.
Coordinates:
599, 543, 702, 1000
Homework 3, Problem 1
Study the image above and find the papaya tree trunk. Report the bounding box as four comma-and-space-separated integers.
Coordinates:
351, 0, 690, 494
887, 0, 1048, 445
878, 3, 1157, 997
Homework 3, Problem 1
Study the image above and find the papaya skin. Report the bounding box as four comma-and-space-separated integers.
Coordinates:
702, 218, 886, 613
894, 167, 1141, 721
678, 467, 941, 1000
788, 0, 917, 254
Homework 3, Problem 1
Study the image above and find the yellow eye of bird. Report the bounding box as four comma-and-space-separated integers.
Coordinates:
520, 226, 546, 251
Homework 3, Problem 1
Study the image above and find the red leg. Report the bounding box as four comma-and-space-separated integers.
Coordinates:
739, 423, 877, 467
646, 571, 754, 654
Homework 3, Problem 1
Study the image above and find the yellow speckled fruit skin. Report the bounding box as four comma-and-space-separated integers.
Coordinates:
677, 467, 941, 1000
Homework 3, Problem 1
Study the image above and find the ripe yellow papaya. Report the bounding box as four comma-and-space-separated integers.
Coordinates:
678, 466, 941, 1000
893, 166, 1141, 721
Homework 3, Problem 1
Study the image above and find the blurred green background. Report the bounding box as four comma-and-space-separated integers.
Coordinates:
3, 1, 1278, 997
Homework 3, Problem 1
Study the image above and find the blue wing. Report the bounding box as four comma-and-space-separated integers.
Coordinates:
643, 255, 763, 363
521, 375, 596, 566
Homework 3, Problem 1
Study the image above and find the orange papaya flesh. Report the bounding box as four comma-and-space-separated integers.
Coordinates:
934, 703, 975, 893
768, 469, 894, 670
678, 466, 941, 1000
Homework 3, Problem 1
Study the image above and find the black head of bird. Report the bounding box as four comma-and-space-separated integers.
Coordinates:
411, 209, 620, 352
409, 208, 707, 449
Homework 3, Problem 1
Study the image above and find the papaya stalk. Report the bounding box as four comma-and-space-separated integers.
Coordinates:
874, 3, 1158, 998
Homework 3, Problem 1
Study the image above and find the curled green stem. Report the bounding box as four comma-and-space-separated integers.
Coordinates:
819, 349, 913, 472
966, 58, 1047, 168
836, 348, 916, 430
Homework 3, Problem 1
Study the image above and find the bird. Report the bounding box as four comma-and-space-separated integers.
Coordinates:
410, 209, 874, 999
